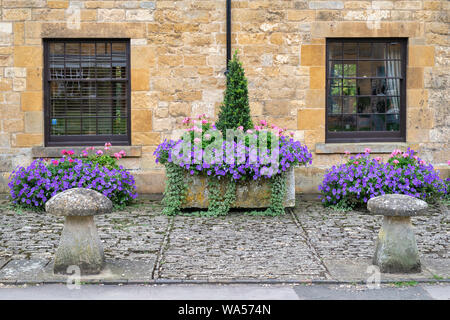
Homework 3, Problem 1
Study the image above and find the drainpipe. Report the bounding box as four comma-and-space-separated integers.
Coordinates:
225, 0, 231, 75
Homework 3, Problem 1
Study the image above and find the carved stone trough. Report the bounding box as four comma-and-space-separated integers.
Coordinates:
181, 166, 295, 208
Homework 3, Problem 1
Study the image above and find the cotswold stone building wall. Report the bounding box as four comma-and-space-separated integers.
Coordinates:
0, 0, 448, 193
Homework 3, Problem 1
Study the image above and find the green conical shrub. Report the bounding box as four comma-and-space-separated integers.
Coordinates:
216, 51, 253, 134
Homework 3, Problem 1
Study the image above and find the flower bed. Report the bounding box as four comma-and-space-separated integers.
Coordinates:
154, 115, 312, 216
9, 144, 138, 211
318, 148, 448, 210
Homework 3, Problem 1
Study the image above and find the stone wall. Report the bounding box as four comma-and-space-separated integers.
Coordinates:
0, 0, 448, 194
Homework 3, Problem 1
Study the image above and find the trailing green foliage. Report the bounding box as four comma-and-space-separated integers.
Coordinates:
206, 176, 237, 216
162, 162, 187, 216
216, 51, 253, 134
161, 163, 287, 217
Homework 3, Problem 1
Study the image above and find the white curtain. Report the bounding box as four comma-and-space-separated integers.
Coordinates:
385, 44, 401, 114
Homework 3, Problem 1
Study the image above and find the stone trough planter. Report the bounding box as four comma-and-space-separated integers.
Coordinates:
181, 166, 295, 208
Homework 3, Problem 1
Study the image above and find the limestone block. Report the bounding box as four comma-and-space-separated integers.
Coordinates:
301, 45, 325, 66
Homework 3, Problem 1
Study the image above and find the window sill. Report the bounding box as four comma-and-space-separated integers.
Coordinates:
31, 146, 142, 158
315, 142, 408, 154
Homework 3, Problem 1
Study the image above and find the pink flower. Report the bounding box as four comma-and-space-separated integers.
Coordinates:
419, 160, 425, 165
68, 159, 74, 163
246, 129, 253, 134
61, 149, 67, 156
194, 138, 201, 143
393, 159, 399, 164
344, 150, 350, 155
81, 151, 88, 157
182, 117, 191, 124
260, 120, 267, 126
67, 150, 74, 156
104, 146, 110, 151
201, 119, 207, 124
96, 150, 103, 156
413, 156, 419, 160
391, 149, 401, 156
354, 161, 359, 165
448, 160, 450, 166
90, 146, 95, 150
119, 150, 126, 156
204, 134, 211, 140
52, 160, 58, 165
375, 157, 382, 162
402, 153, 409, 158
114, 153, 121, 160
237, 126, 243, 131
105, 142, 112, 147
289, 132, 294, 137
364, 148, 371, 154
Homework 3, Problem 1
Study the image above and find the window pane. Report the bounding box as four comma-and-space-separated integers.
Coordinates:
82, 118, 97, 135
329, 61, 343, 78
357, 97, 371, 113
373, 97, 386, 113
98, 118, 112, 134
372, 79, 386, 95
66, 118, 81, 135
372, 114, 386, 131
343, 97, 356, 114
385, 78, 400, 96
51, 118, 65, 136
357, 115, 371, 131
329, 96, 342, 114
329, 79, 342, 96
342, 79, 356, 96
343, 42, 357, 59
329, 42, 342, 59
387, 42, 401, 59
342, 115, 356, 131
386, 114, 400, 131
328, 115, 342, 131
357, 78, 371, 95
343, 62, 356, 77
386, 96, 400, 113
358, 60, 385, 77
113, 117, 127, 135
372, 43, 385, 59
359, 43, 372, 58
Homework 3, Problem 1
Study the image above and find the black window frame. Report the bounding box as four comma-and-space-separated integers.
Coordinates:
43, 38, 131, 147
325, 38, 407, 143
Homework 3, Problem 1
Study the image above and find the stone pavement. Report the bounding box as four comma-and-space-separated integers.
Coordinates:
0, 194, 448, 284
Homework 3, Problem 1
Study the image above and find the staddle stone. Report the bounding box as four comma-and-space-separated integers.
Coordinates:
367, 194, 428, 217
46, 188, 112, 275
367, 194, 428, 274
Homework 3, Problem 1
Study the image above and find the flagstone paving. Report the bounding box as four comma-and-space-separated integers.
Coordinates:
0, 195, 448, 282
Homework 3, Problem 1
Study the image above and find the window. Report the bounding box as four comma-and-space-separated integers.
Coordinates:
326, 39, 406, 142
44, 39, 130, 146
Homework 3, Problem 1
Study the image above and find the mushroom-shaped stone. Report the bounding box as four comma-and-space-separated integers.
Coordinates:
367, 194, 428, 274
46, 188, 112, 275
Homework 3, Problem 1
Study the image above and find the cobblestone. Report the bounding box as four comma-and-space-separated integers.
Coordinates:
0, 194, 448, 281
159, 213, 327, 280
293, 200, 449, 261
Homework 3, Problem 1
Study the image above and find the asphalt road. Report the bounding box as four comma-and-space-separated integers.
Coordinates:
0, 283, 448, 300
